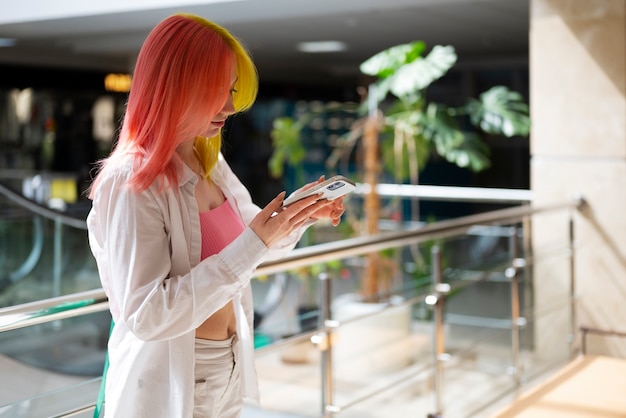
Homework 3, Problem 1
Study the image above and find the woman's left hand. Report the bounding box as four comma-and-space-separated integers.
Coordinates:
304, 176, 345, 227
311, 197, 345, 226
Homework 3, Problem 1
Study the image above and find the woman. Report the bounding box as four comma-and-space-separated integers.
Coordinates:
87, 13, 344, 418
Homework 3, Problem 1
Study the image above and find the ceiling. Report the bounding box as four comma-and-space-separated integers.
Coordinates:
0, 0, 529, 85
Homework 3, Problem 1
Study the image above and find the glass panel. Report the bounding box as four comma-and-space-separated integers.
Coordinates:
0, 379, 99, 418
442, 325, 518, 417
254, 338, 322, 418
0, 177, 99, 309
0, 312, 107, 416
0, 195, 580, 417
248, 209, 575, 417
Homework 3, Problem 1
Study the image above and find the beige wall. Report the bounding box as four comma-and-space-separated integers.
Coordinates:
530, 0, 626, 357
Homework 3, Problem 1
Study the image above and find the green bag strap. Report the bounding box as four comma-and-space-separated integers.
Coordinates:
94, 320, 114, 418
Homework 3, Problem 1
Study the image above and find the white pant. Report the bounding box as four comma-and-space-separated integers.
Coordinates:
194, 335, 242, 418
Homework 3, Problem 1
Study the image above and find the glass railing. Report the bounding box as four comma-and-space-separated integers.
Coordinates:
249, 200, 582, 418
0, 175, 585, 417
0, 174, 107, 418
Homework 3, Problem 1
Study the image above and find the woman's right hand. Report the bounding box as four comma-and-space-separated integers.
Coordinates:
249, 191, 326, 248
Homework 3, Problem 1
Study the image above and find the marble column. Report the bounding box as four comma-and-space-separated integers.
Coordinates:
530, 0, 626, 359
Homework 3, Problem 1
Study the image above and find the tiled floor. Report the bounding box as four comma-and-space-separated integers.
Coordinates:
491, 355, 626, 418
249, 326, 567, 418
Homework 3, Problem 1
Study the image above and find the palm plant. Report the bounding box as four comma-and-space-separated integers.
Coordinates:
269, 41, 530, 300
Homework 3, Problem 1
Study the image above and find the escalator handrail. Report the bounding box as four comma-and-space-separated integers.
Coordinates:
0, 180, 87, 230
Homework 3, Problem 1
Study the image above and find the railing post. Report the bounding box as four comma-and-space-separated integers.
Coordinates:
580, 326, 588, 356
506, 226, 525, 387
428, 245, 449, 418
316, 271, 337, 417
53, 218, 63, 298
521, 215, 533, 350
568, 209, 577, 356
52, 218, 63, 330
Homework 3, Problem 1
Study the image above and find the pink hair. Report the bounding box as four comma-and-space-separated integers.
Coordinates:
90, 14, 258, 196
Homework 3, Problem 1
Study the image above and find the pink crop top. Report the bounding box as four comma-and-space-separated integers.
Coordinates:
199, 199, 246, 260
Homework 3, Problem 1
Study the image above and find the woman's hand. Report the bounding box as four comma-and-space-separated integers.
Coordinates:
302, 176, 346, 227
249, 191, 327, 248
311, 197, 345, 226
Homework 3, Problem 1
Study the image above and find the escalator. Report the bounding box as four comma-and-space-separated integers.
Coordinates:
0, 173, 108, 411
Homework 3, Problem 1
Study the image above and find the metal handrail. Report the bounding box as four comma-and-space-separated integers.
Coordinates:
0, 181, 87, 230
0, 198, 583, 334
0, 289, 109, 333
256, 199, 580, 276
580, 326, 626, 355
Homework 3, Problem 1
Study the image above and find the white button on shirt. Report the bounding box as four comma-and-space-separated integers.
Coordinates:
87, 153, 306, 417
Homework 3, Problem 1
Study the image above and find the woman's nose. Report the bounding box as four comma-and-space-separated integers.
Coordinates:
221, 93, 236, 115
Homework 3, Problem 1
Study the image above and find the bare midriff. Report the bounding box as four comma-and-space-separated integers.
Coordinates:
193, 174, 238, 341
195, 302, 237, 340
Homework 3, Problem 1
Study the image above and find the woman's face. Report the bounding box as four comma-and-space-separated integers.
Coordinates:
204, 68, 237, 138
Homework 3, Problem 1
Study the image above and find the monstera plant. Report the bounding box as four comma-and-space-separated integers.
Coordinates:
269, 41, 530, 300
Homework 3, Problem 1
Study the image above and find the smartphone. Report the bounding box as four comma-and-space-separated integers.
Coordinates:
282, 175, 356, 207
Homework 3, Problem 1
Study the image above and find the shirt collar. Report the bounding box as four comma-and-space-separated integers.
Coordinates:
178, 153, 225, 188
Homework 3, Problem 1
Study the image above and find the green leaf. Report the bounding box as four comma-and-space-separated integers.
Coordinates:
371, 76, 394, 104
268, 149, 285, 178
364, 44, 455, 106
441, 132, 491, 172
401, 103, 490, 172
467, 86, 530, 137
360, 41, 426, 78
421, 103, 464, 154
268, 117, 306, 178
388, 45, 457, 98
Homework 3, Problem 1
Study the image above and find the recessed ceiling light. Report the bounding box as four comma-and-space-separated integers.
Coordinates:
297, 41, 347, 53
0, 38, 16, 47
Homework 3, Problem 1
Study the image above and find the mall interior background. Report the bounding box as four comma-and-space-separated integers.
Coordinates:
0, 0, 625, 416
0, 0, 531, 217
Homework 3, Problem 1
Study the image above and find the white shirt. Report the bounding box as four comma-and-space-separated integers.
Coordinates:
87, 153, 305, 417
